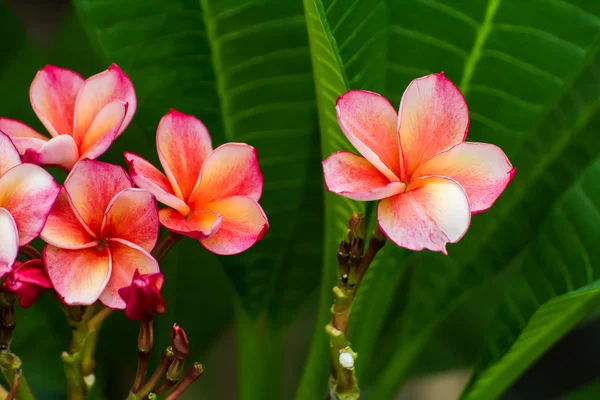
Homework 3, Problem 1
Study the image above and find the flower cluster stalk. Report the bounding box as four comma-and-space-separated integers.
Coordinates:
326, 213, 386, 400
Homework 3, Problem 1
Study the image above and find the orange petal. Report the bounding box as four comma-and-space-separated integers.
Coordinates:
0, 163, 60, 246
100, 239, 159, 309
156, 109, 212, 201
65, 159, 132, 235
200, 196, 268, 255
44, 245, 111, 305
41, 189, 97, 249
399, 73, 469, 179
412, 142, 515, 213
29, 66, 84, 137
336, 90, 401, 181
323, 151, 405, 201
0, 119, 48, 156
0, 208, 18, 275
159, 208, 222, 241
22, 134, 79, 171
377, 176, 470, 254
189, 143, 263, 207
73, 64, 136, 144
124, 152, 190, 215
79, 100, 127, 159
102, 188, 158, 252
0, 131, 21, 176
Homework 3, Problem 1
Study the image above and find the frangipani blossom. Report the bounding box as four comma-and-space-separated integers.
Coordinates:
323, 73, 514, 254
0, 131, 60, 274
125, 109, 268, 255
2, 259, 52, 309
0, 64, 136, 171
41, 159, 159, 308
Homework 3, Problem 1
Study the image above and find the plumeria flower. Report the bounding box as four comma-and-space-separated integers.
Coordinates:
125, 109, 268, 255
0, 131, 60, 273
1, 259, 52, 309
323, 73, 514, 254
118, 270, 166, 322
41, 159, 159, 308
0, 64, 136, 171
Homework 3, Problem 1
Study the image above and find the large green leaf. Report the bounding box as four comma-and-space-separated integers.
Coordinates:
559, 379, 600, 400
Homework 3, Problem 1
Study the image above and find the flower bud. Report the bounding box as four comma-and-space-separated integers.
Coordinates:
171, 324, 189, 360
118, 270, 166, 322
1, 260, 51, 308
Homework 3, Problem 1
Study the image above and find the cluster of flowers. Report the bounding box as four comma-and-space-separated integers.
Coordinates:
0, 64, 269, 315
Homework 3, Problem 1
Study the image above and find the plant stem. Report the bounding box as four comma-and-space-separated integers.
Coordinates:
164, 363, 204, 400
151, 232, 182, 262
135, 347, 174, 399
0, 352, 35, 400
326, 215, 386, 400
18, 245, 42, 261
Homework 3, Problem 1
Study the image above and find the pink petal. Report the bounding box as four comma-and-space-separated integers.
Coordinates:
0, 119, 49, 156
0, 163, 60, 246
156, 109, 212, 201
124, 152, 190, 215
0, 131, 21, 177
322, 151, 405, 201
159, 208, 222, 241
189, 143, 263, 207
102, 188, 158, 252
200, 196, 268, 256
100, 239, 159, 309
41, 189, 97, 249
29, 66, 84, 137
44, 245, 111, 305
22, 134, 79, 171
73, 64, 136, 143
398, 73, 469, 179
412, 142, 514, 213
377, 176, 470, 254
64, 159, 132, 235
6, 259, 52, 308
0, 208, 18, 275
336, 90, 401, 181
79, 100, 128, 159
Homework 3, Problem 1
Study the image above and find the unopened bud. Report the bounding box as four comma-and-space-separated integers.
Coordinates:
171, 324, 189, 360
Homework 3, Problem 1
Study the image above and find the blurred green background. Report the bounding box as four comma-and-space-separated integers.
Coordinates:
3, 0, 600, 399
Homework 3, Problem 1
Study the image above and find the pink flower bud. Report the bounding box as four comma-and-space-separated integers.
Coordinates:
171, 324, 189, 360
118, 270, 165, 322
1, 259, 52, 308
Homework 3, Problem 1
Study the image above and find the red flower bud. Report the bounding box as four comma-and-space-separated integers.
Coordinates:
1, 259, 51, 308
118, 270, 166, 321
171, 324, 189, 360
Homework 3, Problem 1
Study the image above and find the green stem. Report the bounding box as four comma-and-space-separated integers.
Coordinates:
236, 304, 283, 400
0, 352, 35, 400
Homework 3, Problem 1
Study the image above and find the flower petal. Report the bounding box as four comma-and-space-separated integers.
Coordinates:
102, 188, 158, 252
200, 196, 268, 255
0, 208, 18, 275
124, 152, 190, 215
189, 143, 263, 207
73, 64, 136, 143
22, 134, 79, 171
29, 66, 84, 137
0, 131, 21, 177
322, 151, 405, 201
398, 73, 469, 179
5, 259, 52, 308
0, 163, 60, 245
412, 142, 515, 213
65, 159, 132, 235
156, 109, 212, 200
0, 119, 48, 156
44, 245, 111, 305
41, 189, 97, 249
336, 90, 401, 181
79, 100, 128, 159
159, 208, 222, 241
377, 176, 470, 254
100, 239, 159, 309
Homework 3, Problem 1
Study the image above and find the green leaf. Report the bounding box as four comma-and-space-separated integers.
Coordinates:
558, 379, 600, 400
362, 2, 600, 397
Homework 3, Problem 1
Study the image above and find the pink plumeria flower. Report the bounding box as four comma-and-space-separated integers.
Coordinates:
323, 73, 515, 254
0, 64, 136, 171
1, 259, 52, 309
40, 159, 159, 308
0, 131, 60, 272
125, 109, 269, 256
